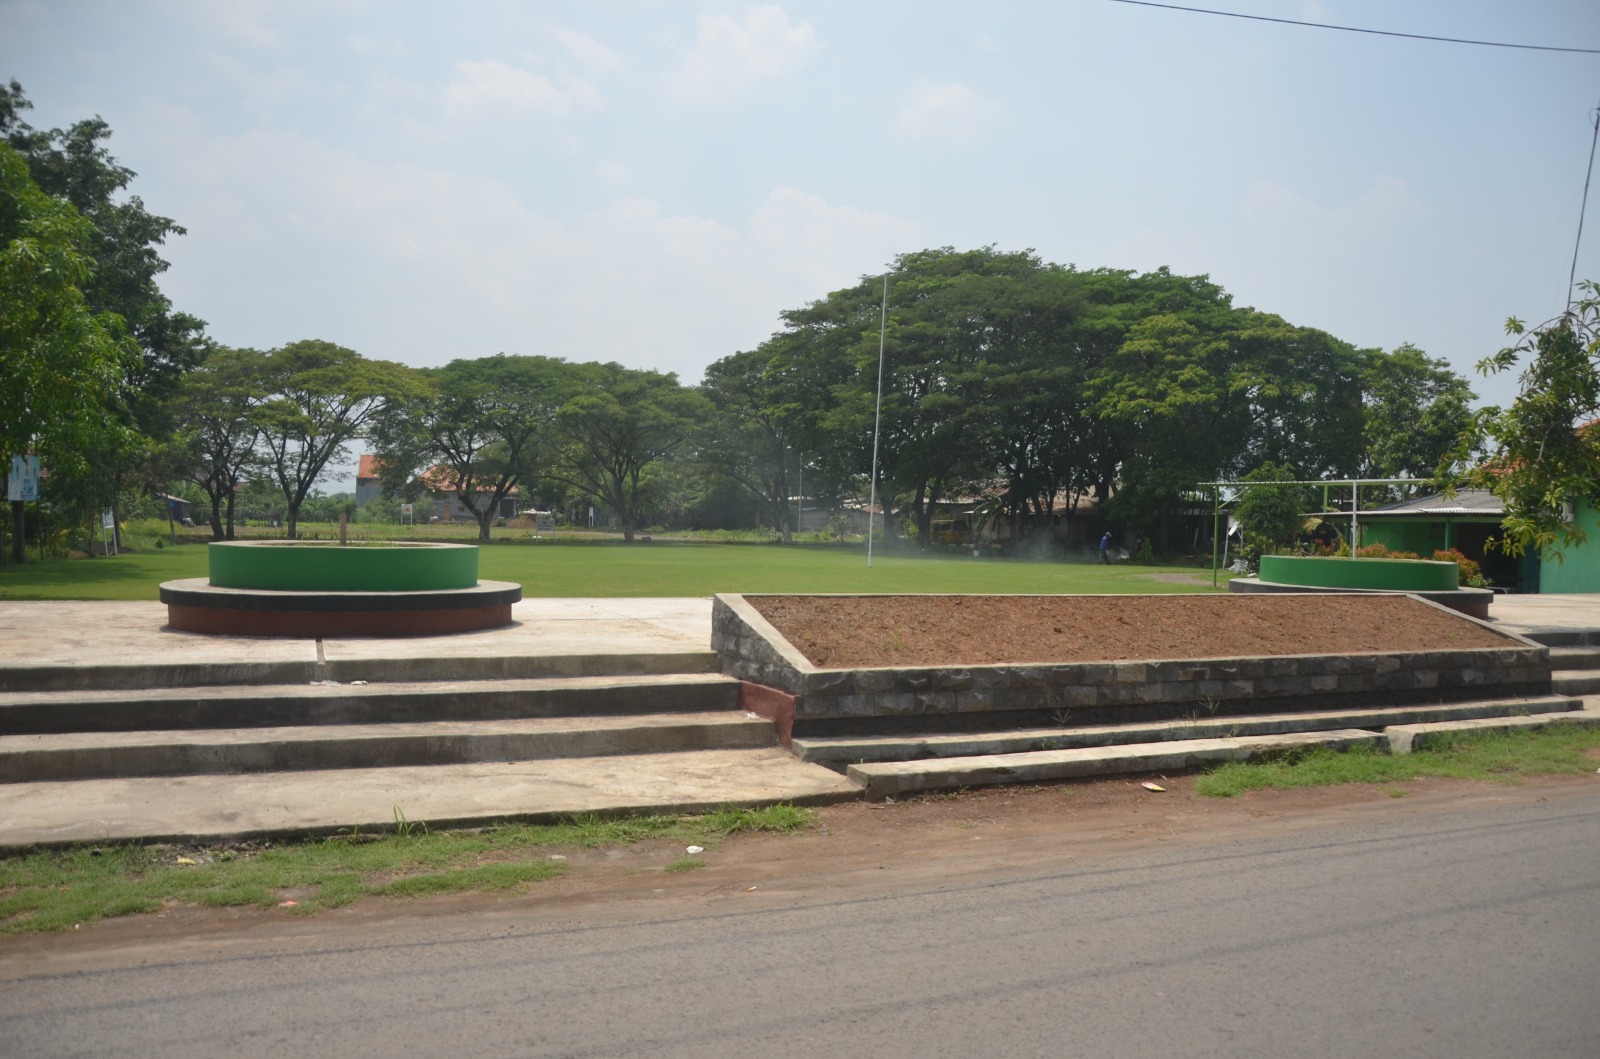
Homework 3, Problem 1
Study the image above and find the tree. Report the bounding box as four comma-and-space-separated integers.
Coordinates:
374, 354, 573, 542
1, 80, 207, 440
1, 142, 139, 563
253, 340, 421, 539
167, 345, 268, 540
701, 340, 815, 543
548, 363, 709, 542
1232, 462, 1316, 566
1361, 343, 1474, 480
1446, 282, 1600, 559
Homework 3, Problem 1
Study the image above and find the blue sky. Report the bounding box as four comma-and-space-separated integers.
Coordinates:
5, 0, 1599, 420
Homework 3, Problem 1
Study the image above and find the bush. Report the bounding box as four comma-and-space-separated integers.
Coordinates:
1355, 542, 1419, 560
1432, 547, 1490, 588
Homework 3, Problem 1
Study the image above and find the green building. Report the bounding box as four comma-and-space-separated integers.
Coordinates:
1360, 490, 1600, 594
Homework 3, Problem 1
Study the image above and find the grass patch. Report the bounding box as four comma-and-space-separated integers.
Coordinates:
0, 805, 815, 935
0, 534, 1224, 601
663, 855, 708, 873
1195, 724, 1600, 797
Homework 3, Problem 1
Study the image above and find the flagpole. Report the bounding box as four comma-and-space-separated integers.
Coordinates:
867, 273, 888, 568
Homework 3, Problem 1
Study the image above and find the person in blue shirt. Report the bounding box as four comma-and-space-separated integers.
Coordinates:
1098, 532, 1111, 564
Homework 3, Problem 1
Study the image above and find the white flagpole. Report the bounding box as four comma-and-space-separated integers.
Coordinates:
868, 274, 888, 568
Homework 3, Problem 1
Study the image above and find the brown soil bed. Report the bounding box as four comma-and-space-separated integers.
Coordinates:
747, 593, 1515, 669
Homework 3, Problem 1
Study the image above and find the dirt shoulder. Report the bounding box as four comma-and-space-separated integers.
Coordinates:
5, 768, 1598, 976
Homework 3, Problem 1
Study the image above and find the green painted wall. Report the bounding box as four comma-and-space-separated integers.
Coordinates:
1260, 555, 1458, 591
1537, 500, 1600, 593
209, 542, 479, 592
1360, 521, 1439, 555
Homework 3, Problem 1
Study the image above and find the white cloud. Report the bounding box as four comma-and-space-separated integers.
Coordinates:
893, 79, 999, 143
142, 107, 916, 381
664, 4, 820, 104
974, 32, 999, 54
550, 26, 626, 77
443, 58, 601, 119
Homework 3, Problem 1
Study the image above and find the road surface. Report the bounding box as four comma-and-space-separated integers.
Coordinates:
3, 791, 1597, 1057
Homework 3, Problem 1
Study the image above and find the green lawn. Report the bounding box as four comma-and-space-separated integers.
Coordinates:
0, 535, 1225, 600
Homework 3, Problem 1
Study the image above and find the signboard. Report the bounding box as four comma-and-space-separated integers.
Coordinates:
7, 455, 40, 501
102, 508, 116, 530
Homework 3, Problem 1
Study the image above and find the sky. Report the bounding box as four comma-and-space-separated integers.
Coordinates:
4, 0, 1600, 441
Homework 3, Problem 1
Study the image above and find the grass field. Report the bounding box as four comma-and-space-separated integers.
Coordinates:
0, 533, 1225, 600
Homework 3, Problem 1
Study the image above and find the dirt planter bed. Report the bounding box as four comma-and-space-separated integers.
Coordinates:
711, 593, 1551, 741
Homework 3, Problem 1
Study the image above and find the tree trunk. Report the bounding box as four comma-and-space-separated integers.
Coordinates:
477, 511, 492, 542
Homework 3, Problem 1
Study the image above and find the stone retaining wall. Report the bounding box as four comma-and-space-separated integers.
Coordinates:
712, 594, 1552, 738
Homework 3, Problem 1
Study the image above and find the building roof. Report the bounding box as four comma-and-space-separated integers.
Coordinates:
358, 456, 518, 496
1364, 489, 1504, 517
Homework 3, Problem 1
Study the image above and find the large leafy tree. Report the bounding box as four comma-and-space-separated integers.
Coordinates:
1, 81, 207, 439
701, 337, 831, 544
374, 354, 574, 541
165, 345, 268, 540
0, 143, 138, 562
253, 340, 422, 539
549, 363, 709, 542
1361, 342, 1474, 480
1445, 282, 1600, 559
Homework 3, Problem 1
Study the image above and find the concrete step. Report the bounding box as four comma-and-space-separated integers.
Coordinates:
0, 673, 741, 735
0, 747, 865, 849
1552, 672, 1600, 696
1523, 629, 1600, 649
0, 711, 777, 782
1386, 707, 1600, 752
0, 649, 721, 694
793, 696, 1582, 769
847, 729, 1384, 798
1549, 645, 1600, 669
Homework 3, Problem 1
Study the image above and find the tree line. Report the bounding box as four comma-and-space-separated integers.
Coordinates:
9, 80, 1594, 563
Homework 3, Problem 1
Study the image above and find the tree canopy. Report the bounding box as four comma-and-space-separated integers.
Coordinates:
1445, 282, 1600, 560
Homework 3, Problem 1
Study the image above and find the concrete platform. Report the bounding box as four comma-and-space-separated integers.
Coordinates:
0, 748, 864, 847
0, 598, 718, 691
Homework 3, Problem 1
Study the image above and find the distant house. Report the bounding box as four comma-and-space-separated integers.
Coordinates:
354, 455, 519, 522
1360, 489, 1600, 594
355, 454, 385, 508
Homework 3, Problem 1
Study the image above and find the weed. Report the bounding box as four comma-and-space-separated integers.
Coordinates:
664, 855, 707, 873
392, 806, 428, 839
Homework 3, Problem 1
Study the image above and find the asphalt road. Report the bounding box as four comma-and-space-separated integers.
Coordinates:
4, 796, 1598, 1058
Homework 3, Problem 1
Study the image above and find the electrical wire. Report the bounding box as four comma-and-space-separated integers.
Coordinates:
1107, 0, 1600, 55
1568, 103, 1600, 309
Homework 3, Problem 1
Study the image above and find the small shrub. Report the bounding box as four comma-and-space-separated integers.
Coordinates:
1432, 547, 1490, 588
1355, 542, 1419, 560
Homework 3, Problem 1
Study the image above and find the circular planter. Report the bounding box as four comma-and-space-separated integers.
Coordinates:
1258, 555, 1459, 592
162, 540, 520, 637
208, 540, 479, 592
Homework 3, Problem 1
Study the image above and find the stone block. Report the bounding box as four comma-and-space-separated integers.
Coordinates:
851, 669, 900, 694
955, 688, 999, 713
931, 668, 974, 691
1113, 664, 1149, 685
